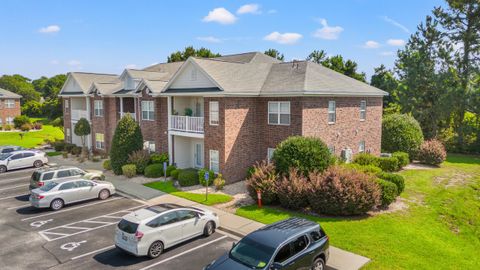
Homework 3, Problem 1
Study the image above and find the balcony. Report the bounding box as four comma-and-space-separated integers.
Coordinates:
170, 115, 204, 133
119, 112, 137, 121
71, 110, 88, 121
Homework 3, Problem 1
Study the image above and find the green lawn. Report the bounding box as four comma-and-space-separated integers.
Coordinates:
236, 154, 480, 270
144, 180, 233, 206
0, 125, 64, 148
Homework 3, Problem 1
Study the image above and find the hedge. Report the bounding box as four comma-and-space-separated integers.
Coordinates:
382, 114, 424, 158
103, 160, 112, 170
110, 115, 143, 175
166, 165, 176, 177
376, 179, 398, 207
178, 168, 199, 187
122, 164, 137, 178
198, 168, 215, 186
392, 152, 410, 167
144, 163, 164, 178
377, 172, 405, 194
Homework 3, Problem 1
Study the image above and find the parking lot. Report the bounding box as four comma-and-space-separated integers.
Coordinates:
0, 168, 238, 270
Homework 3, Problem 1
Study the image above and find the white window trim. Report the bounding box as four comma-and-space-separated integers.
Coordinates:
5, 99, 15, 108
267, 148, 275, 163
94, 100, 104, 117
141, 100, 155, 121
143, 140, 156, 153
209, 150, 220, 173
359, 141, 365, 153
6, 117, 14, 125
209, 101, 219, 126
95, 133, 105, 150
268, 101, 291, 126
64, 100, 69, 109
360, 100, 366, 121
328, 101, 336, 124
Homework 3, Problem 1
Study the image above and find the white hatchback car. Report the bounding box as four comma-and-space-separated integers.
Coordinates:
115, 204, 220, 258
0, 150, 48, 173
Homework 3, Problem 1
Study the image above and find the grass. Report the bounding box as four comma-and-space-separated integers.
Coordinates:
144, 180, 233, 206
0, 124, 63, 148
46, 151, 62, 157
236, 154, 480, 270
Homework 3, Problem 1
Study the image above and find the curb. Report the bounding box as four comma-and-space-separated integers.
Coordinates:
217, 226, 246, 239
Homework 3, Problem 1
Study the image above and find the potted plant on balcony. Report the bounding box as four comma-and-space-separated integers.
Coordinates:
184, 108, 193, 116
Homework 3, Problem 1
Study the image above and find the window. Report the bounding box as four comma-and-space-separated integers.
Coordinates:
76, 180, 93, 187
274, 244, 292, 263
177, 210, 197, 221
95, 133, 105, 149
5, 99, 15, 108
143, 141, 156, 153
57, 170, 71, 178
10, 154, 23, 160
328, 101, 336, 124
6, 117, 13, 125
291, 235, 309, 255
147, 212, 179, 227
59, 182, 77, 190
209, 101, 219, 125
141, 101, 154, 120
267, 148, 275, 163
64, 100, 69, 109
360, 100, 366, 120
209, 150, 219, 173
268, 101, 290, 125
23, 152, 34, 158
70, 169, 85, 176
94, 100, 104, 116
359, 141, 365, 153
328, 145, 335, 155
42, 172, 54, 181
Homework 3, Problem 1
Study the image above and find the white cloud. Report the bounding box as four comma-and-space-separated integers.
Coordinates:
363, 40, 380, 49
387, 39, 406, 46
382, 16, 410, 33
50, 60, 59, 65
203, 8, 237, 24
197, 36, 222, 43
264, 31, 302, 44
237, 4, 261, 15
267, 9, 277, 14
379, 51, 394, 56
125, 64, 138, 69
67, 60, 81, 66
313, 19, 344, 40
39, 25, 60, 34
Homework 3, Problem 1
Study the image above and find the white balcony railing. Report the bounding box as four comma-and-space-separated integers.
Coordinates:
119, 112, 136, 121
170, 115, 204, 133
71, 109, 88, 120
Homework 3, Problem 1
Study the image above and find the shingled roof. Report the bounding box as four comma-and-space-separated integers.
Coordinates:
0, 88, 22, 99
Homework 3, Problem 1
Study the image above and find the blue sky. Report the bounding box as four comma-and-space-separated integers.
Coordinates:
0, 0, 444, 80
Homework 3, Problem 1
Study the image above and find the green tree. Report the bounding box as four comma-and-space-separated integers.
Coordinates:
0, 74, 40, 103
370, 65, 399, 108
167, 46, 221, 62
110, 115, 143, 175
74, 118, 91, 155
306, 50, 328, 64
382, 114, 424, 158
264, 49, 284, 61
306, 51, 366, 82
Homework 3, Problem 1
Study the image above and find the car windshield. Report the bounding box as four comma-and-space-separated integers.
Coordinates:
229, 237, 276, 269
118, 219, 139, 234
0, 153, 12, 160
39, 182, 58, 192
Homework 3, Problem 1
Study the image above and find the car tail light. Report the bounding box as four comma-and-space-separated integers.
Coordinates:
134, 231, 144, 241
35, 194, 45, 199
38, 182, 44, 187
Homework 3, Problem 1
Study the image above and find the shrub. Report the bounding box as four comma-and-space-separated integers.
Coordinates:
20, 123, 32, 131
352, 153, 378, 166
417, 139, 447, 165
103, 160, 112, 170
376, 179, 398, 207
273, 136, 333, 176
53, 141, 66, 152
3, 124, 12, 131
392, 152, 409, 168
166, 165, 176, 177
178, 168, 199, 187
110, 115, 143, 175
144, 164, 164, 178
74, 118, 91, 154
33, 122, 43, 130
151, 153, 169, 164
71, 146, 82, 156
62, 152, 68, 158
213, 174, 226, 191
377, 172, 405, 194
245, 161, 278, 205
246, 166, 255, 179
171, 169, 180, 179
92, 157, 100, 162
276, 168, 310, 210
382, 114, 424, 158
122, 164, 137, 178
128, 150, 151, 174
376, 157, 400, 172
307, 166, 381, 215
198, 168, 215, 186
342, 163, 382, 175
13, 115, 31, 129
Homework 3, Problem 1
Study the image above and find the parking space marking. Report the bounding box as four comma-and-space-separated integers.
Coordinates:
0, 176, 30, 184
39, 205, 145, 241
0, 184, 29, 191
139, 235, 228, 270
21, 197, 123, 221
71, 245, 114, 261
0, 168, 36, 176
0, 193, 28, 201
7, 203, 31, 210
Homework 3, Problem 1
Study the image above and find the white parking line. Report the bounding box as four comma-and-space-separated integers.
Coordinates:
7, 203, 31, 210
0, 176, 30, 184
0, 184, 29, 191
139, 235, 228, 270
0, 193, 27, 201
71, 245, 114, 260
21, 197, 123, 221
0, 168, 36, 176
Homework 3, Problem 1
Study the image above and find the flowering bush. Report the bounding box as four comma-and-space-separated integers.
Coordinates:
417, 139, 447, 165
245, 161, 278, 205
276, 168, 310, 210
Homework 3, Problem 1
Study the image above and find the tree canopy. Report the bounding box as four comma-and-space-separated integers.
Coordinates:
0, 74, 40, 103
306, 50, 367, 82
264, 49, 284, 61
167, 46, 221, 62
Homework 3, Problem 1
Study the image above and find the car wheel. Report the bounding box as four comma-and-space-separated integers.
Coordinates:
50, 199, 64, 211
203, 221, 215, 237
312, 257, 325, 270
148, 241, 164, 258
33, 160, 43, 168
98, 189, 110, 200
0, 165, 7, 173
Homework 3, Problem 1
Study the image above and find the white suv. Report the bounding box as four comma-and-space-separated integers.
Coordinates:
115, 204, 220, 258
0, 150, 48, 173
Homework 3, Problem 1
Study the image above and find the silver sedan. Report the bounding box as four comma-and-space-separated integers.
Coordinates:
29, 179, 116, 211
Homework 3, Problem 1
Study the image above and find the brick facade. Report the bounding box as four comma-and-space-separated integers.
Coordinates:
0, 98, 21, 127
138, 90, 168, 153
90, 95, 118, 153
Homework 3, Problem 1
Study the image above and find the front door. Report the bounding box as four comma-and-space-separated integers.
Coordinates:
194, 143, 203, 168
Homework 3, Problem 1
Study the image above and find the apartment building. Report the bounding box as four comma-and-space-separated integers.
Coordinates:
60, 52, 387, 182
0, 88, 21, 127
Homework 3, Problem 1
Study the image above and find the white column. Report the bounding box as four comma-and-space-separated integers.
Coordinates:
167, 96, 172, 130
168, 134, 173, 166
120, 97, 124, 118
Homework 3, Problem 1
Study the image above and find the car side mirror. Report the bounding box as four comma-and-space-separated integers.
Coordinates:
270, 262, 283, 270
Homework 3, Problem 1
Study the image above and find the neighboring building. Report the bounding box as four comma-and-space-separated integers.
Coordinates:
59, 52, 387, 183
0, 88, 22, 127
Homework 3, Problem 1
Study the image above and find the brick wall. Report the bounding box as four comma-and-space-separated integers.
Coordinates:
0, 98, 21, 126
62, 98, 71, 143
138, 90, 168, 153
204, 97, 226, 179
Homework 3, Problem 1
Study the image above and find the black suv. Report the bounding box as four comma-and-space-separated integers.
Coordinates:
204, 217, 329, 270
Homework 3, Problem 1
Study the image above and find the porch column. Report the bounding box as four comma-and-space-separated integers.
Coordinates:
168, 134, 173, 165
85, 96, 91, 121
120, 97, 124, 118
167, 96, 172, 130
